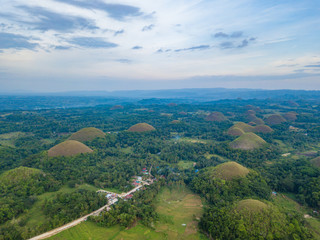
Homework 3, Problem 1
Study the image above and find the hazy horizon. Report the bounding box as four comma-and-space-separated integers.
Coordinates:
1, 0, 319, 92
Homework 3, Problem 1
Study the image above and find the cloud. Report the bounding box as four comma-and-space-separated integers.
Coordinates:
55, 46, 71, 50
18, 6, 97, 32
0, 32, 38, 50
237, 39, 248, 48
219, 41, 234, 49
214, 31, 243, 38
305, 64, 320, 68
69, 37, 118, 48
114, 29, 124, 36
132, 46, 142, 50
115, 59, 132, 63
54, 0, 143, 21
219, 38, 255, 49
142, 24, 155, 31
175, 45, 210, 52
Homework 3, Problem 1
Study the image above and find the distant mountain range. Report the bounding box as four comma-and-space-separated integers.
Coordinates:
0, 88, 319, 110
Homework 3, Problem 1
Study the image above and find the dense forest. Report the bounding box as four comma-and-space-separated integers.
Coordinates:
0, 97, 320, 239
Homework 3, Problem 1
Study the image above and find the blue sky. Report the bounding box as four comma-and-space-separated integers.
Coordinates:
0, 0, 319, 92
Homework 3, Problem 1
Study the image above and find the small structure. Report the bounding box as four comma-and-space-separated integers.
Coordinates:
272, 191, 277, 196
123, 194, 133, 200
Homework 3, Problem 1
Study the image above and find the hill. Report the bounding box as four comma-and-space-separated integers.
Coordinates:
254, 124, 273, 133
128, 123, 156, 132
235, 199, 268, 213
0, 166, 44, 185
311, 157, 320, 168
205, 112, 227, 122
48, 140, 93, 157
68, 127, 105, 142
227, 127, 245, 136
170, 120, 181, 124
227, 122, 273, 136
206, 161, 250, 180
283, 112, 298, 121
265, 114, 287, 125
230, 122, 255, 132
230, 132, 267, 150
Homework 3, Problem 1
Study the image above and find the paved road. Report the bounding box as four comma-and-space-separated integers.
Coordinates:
29, 184, 147, 240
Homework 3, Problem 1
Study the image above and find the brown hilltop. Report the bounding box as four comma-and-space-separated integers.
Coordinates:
235, 199, 268, 213
48, 140, 93, 157
283, 112, 298, 121
69, 127, 105, 142
230, 132, 267, 150
205, 112, 227, 122
205, 161, 250, 180
128, 123, 156, 132
227, 122, 273, 136
227, 127, 245, 136
254, 125, 273, 133
265, 114, 287, 125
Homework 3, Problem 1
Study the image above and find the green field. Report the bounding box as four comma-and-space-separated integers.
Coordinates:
177, 161, 195, 170
49, 185, 206, 240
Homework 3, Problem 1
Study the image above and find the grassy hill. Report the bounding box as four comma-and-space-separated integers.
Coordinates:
69, 127, 105, 142
235, 199, 268, 213
230, 132, 267, 150
205, 112, 227, 122
254, 124, 273, 133
283, 112, 298, 121
227, 122, 273, 136
128, 123, 156, 132
227, 127, 245, 136
0, 166, 44, 185
48, 140, 93, 157
265, 114, 287, 125
205, 161, 250, 180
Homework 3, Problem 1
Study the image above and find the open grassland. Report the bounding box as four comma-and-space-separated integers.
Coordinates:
49, 185, 206, 240
154, 185, 206, 240
272, 193, 320, 239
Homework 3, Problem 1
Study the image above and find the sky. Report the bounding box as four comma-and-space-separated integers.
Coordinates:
0, 0, 319, 92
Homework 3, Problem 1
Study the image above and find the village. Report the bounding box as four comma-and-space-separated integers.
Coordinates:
97, 166, 154, 203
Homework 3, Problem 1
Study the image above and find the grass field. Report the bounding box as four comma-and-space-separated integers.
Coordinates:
177, 161, 195, 170
272, 193, 320, 239
49, 185, 206, 240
